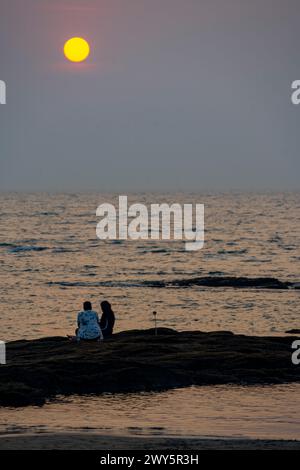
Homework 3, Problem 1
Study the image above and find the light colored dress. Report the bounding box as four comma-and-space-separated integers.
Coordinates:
77, 310, 103, 340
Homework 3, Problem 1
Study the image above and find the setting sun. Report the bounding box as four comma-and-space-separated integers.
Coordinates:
64, 37, 90, 63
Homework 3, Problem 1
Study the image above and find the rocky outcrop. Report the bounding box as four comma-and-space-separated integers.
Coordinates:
144, 276, 294, 289
0, 328, 299, 407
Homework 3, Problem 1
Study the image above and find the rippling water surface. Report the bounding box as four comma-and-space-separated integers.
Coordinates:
0, 192, 299, 439
1, 192, 299, 339
1, 385, 300, 440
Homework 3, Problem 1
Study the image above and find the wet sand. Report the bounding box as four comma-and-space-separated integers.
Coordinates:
0, 433, 299, 450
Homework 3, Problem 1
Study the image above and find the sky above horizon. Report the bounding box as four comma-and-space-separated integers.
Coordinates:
1, 0, 300, 192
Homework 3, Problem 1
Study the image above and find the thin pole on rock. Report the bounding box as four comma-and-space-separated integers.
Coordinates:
153, 311, 157, 336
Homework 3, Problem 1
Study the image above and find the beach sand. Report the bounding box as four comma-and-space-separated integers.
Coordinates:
0, 433, 300, 450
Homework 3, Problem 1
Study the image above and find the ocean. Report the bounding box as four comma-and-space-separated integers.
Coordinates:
0, 191, 299, 439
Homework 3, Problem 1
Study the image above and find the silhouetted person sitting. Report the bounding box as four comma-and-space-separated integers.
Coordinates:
77, 301, 103, 341
100, 300, 115, 338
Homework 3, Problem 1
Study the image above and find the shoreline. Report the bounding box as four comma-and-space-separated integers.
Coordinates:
0, 433, 299, 450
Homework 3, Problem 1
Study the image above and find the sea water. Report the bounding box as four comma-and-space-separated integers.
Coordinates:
0, 192, 299, 439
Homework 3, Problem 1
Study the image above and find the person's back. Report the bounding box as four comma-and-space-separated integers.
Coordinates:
77, 301, 103, 341
100, 300, 115, 338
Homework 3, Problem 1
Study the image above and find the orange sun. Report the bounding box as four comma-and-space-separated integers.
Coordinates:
64, 37, 90, 63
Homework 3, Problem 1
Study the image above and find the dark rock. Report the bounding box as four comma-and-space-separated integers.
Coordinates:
145, 276, 293, 289
0, 328, 299, 407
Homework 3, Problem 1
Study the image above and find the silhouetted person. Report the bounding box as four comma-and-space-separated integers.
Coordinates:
100, 300, 115, 338
77, 301, 103, 341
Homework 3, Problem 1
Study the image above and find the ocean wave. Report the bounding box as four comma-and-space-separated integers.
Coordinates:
47, 280, 142, 288
217, 249, 248, 255
33, 211, 60, 216
51, 247, 78, 253
140, 248, 170, 254
9, 246, 48, 253
139, 248, 188, 254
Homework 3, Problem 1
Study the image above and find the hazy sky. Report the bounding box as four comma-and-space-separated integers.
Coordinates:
1, 0, 299, 192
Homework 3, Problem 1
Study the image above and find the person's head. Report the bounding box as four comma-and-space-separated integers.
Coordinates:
83, 301, 92, 311
100, 300, 112, 314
